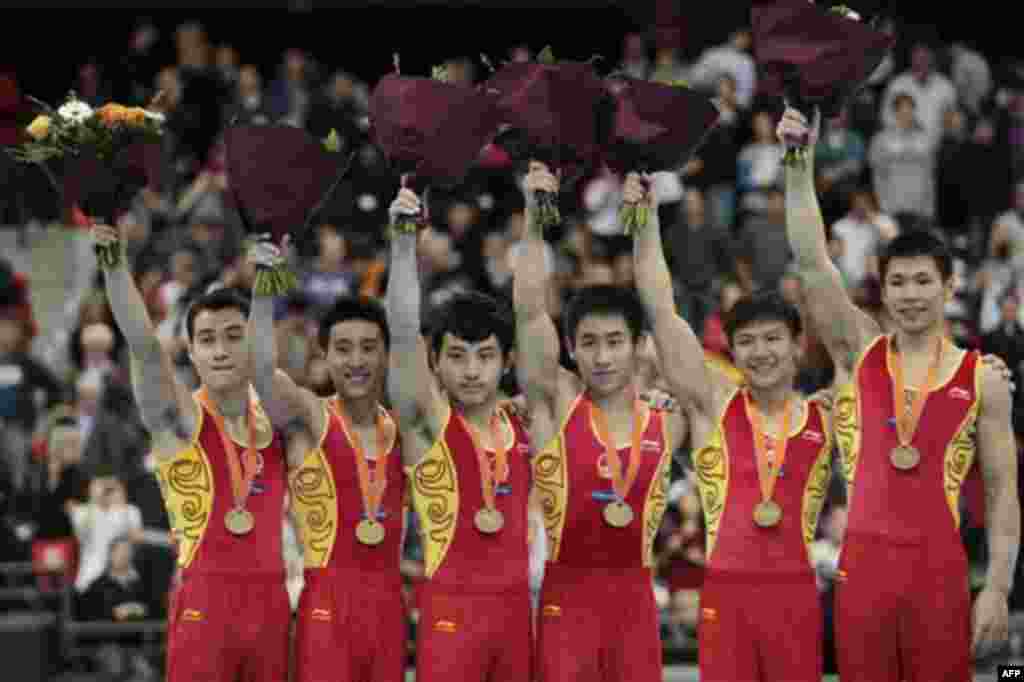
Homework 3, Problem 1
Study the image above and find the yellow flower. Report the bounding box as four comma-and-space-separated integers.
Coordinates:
26, 115, 51, 140
323, 129, 341, 152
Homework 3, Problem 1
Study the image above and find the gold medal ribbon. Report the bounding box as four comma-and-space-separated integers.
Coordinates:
460, 410, 510, 516
888, 335, 943, 450
332, 399, 390, 526
590, 396, 644, 504
198, 388, 259, 515
745, 390, 793, 507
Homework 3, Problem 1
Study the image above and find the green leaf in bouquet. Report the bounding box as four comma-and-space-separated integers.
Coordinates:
323, 129, 341, 153
537, 46, 556, 65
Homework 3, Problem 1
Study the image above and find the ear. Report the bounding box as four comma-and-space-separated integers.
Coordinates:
564, 336, 575, 361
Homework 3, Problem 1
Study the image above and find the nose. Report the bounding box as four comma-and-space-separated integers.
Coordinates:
464, 355, 482, 379
594, 343, 612, 366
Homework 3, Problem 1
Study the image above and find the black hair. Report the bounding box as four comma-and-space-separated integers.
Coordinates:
724, 291, 803, 344
878, 230, 953, 283
318, 296, 390, 350
563, 285, 646, 348
185, 287, 251, 342
429, 292, 515, 357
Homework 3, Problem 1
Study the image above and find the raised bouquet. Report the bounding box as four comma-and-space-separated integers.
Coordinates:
484, 47, 615, 232
603, 76, 719, 234
752, 0, 893, 167
8, 91, 165, 268
224, 124, 353, 296
368, 57, 502, 236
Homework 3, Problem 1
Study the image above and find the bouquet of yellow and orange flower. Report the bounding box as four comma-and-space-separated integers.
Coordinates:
9, 92, 165, 269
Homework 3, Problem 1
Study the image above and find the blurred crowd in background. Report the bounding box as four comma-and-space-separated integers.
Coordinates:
2, 16, 1024, 679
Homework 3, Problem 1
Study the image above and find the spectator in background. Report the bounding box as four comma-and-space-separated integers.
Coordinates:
881, 43, 957, 140
691, 28, 756, 108
737, 186, 791, 291
618, 33, 650, 80
214, 44, 241, 89
669, 189, 727, 332
869, 93, 938, 230
814, 107, 867, 226
701, 280, 744, 358
307, 70, 367, 147
231, 64, 270, 126
73, 476, 142, 594
988, 182, 1024, 280
691, 74, 747, 233
981, 292, 1024, 433
120, 20, 161, 105
268, 48, 315, 127
935, 106, 975, 237
831, 187, 899, 293
737, 110, 782, 215
302, 223, 356, 314
174, 22, 227, 167
949, 42, 992, 116
78, 366, 149, 482
75, 60, 112, 108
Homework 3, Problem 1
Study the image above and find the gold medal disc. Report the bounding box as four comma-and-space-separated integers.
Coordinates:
603, 501, 635, 528
753, 500, 782, 528
225, 508, 255, 535
356, 520, 386, 546
890, 444, 921, 471
474, 509, 505, 534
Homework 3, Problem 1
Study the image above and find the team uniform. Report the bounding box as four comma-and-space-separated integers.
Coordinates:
833, 336, 981, 681
290, 399, 407, 682
158, 390, 291, 682
407, 405, 533, 682
693, 388, 832, 682
532, 394, 674, 682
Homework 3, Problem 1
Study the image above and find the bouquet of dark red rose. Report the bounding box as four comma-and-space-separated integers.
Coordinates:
368, 58, 503, 237
8, 92, 165, 269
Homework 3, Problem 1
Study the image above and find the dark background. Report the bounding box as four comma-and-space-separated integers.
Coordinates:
4, 1, 1021, 106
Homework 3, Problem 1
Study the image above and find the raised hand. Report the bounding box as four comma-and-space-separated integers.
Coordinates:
776, 106, 821, 167
388, 187, 423, 235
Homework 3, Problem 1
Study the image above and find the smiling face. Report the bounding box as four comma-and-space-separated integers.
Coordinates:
730, 319, 801, 391
433, 333, 506, 410
881, 256, 951, 335
571, 314, 638, 399
325, 319, 387, 402
188, 307, 251, 394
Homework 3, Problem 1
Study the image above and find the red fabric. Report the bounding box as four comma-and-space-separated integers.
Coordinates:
31, 537, 79, 582
700, 574, 822, 681
836, 533, 970, 682
184, 398, 288, 577
553, 397, 668, 567
415, 587, 532, 682
318, 408, 406, 575
294, 569, 406, 682
165, 574, 290, 682
426, 410, 532, 593
708, 394, 828, 576
702, 312, 730, 358
538, 564, 661, 682
846, 338, 979, 544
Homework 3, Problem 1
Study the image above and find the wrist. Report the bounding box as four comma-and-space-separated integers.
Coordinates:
983, 582, 1012, 597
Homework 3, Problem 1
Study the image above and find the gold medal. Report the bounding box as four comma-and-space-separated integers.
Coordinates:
603, 500, 634, 528
225, 508, 255, 535
475, 508, 505, 534
355, 519, 386, 545
753, 500, 782, 528
889, 444, 920, 471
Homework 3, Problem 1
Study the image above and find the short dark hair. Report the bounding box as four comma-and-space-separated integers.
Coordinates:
878, 230, 952, 283
725, 291, 802, 344
429, 292, 515, 357
563, 285, 646, 348
318, 296, 390, 350
185, 287, 251, 342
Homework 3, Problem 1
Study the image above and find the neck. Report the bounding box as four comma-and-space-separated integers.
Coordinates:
336, 393, 378, 426
457, 396, 499, 430
746, 382, 797, 415
590, 379, 637, 415
206, 384, 250, 419
109, 566, 133, 580
893, 325, 943, 355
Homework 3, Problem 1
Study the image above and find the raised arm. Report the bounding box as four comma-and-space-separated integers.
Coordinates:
513, 162, 567, 422
245, 239, 324, 456
385, 190, 445, 456
627, 173, 720, 418
93, 224, 195, 448
971, 363, 1020, 655
778, 108, 878, 373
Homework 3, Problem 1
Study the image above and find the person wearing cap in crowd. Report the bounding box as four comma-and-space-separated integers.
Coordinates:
246, 243, 408, 682
92, 218, 291, 682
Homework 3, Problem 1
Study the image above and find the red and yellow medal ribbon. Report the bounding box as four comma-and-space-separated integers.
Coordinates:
590, 396, 644, 503
331, 398, 390, 524
460, 410, 510, 515
745, 390, 793, 506
888, 335, 943, 449
197, 387, 259, 513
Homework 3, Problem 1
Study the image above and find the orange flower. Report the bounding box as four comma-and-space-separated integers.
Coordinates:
97, 103, 128, 126
123, 107, 147, 126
